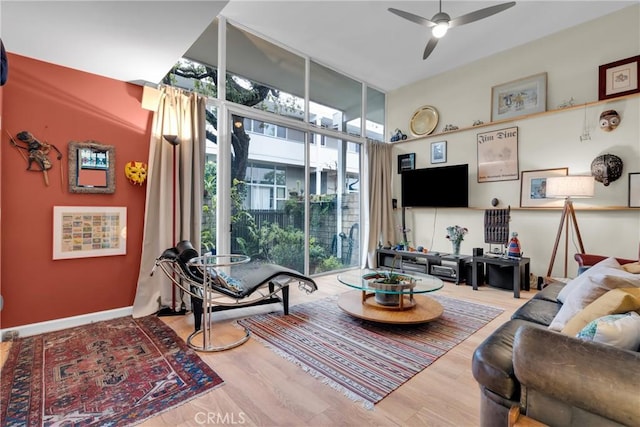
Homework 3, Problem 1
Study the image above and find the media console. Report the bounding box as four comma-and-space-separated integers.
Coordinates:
376, 248, 472, 285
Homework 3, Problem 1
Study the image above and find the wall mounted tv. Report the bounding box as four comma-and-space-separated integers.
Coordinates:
401, 164, 469, 208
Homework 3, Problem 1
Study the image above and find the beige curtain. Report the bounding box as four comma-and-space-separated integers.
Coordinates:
132, 86, 205, 318
364, 140, 396, 267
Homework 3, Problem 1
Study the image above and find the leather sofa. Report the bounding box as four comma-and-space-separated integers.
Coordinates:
471, 254, 640, 427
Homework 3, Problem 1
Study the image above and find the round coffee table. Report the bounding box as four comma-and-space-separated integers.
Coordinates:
336, 269, 444, 324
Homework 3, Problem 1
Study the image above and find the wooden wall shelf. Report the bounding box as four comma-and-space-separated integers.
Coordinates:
393, 92, 639, 143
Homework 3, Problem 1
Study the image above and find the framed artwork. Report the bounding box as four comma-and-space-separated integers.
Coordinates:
53, 206, 127, 260
520, 168, 568, 208
430, 141, 447, 164
629, 173, 640, 208
477, 126, 519, 183
397, 153, 415, 173
599, 55, 640, 100
491, 72, 547, 121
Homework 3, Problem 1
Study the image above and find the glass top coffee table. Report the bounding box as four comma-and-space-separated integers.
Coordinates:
336, 269, 444, 324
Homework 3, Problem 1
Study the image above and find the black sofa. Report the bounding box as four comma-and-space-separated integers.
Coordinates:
471, 258, 640, 426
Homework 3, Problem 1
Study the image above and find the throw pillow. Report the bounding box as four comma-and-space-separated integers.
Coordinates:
561, 288, 640, 336
548, 271, 640, 331
557, 257, 621, 304
622, 261, 640, 274
576, 312, 640, 350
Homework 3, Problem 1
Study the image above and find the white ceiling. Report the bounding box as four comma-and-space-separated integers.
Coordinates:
1, 1, 637, 92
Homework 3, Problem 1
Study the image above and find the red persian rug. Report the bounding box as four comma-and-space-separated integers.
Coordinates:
1, 315, 223, 426
238, 294, 502, 408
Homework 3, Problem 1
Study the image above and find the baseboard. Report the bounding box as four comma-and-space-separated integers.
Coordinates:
1, 306, 133, 341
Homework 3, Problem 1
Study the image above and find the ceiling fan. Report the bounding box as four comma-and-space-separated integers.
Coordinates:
389, 1, 516, 60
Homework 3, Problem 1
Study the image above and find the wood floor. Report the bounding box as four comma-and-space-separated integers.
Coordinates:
1, 274, 533, 427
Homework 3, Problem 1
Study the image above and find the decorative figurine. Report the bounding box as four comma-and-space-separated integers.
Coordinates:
390, 128, 408, 142
507, 232, 522, 258
599, 110, 620, 132
472, 120, 484, 126
443, 124, 459, 132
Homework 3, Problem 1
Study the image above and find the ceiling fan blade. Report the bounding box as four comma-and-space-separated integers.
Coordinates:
449, 1, 515, 28
388, 8, 435, 27
423, 37, 439, 60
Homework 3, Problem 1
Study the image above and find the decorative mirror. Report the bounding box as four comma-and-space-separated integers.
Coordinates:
68, 141, 115, 194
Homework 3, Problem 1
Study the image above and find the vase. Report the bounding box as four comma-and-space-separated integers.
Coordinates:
452, 241, 461, 256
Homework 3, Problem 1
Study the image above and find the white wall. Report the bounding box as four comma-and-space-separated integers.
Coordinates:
387, 5, 640, 278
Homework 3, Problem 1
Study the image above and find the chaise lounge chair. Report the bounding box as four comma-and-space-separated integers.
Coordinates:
153, 240, 317, 351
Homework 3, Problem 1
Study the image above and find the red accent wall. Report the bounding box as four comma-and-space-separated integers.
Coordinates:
1, 54, 152, 328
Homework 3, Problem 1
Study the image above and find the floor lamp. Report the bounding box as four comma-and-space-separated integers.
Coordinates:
545, 175, 595, 278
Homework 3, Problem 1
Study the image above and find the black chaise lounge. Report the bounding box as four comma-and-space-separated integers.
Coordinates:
153, 240, 317, 351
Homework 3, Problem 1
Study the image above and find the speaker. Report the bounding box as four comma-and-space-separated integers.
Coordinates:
473, 247, 484, 256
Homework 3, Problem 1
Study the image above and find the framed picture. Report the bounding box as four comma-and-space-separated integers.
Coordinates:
491, 72, 547, 121
599, 55, 640, 100
397, 153, 415, 173
430, 141, 447, 164
53, 206, 127, 260
520, 168, 568, 208
477, 127, 519, 183
629, 173, 640, 208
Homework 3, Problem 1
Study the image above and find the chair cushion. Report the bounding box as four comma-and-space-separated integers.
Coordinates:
532, 282, 564, 302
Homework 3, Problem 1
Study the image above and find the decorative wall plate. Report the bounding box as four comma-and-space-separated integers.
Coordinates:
409, 105, 439, 136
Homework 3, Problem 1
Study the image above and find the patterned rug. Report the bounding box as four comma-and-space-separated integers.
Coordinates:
1, 315, 223, 426
238, 294, 502, 408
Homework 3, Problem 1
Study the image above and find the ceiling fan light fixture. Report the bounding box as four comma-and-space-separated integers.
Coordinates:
432, 22, 449, 38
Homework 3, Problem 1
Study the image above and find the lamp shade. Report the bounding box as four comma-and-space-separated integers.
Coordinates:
546, 175, 595, 199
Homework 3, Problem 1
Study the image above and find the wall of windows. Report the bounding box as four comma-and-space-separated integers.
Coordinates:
170, 16, 383, 274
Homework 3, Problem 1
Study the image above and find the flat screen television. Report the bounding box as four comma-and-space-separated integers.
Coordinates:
401, 164, 468, 208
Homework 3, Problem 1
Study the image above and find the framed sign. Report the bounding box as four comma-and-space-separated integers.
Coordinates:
398, 153, 415, 173
629, 173, 640, 208
599, 55, 640, 100
491, 73, 547, 121
53, 206, 127, 259
430, 141, 447, 164
477, 127, 519, 183
520, 168, 568, 208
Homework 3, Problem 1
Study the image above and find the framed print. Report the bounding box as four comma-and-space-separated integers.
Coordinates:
397, 153, 415, 173
599, 55, 640, 100
629, 173, 640, 208
53, 206, 127, 260
520, 168, 568, 208
431, 141, 447, 164
477, 127, 519, 183
491, 72, 547, 121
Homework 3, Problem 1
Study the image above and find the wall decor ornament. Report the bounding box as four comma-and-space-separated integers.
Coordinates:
53, 206, 127, 260
125, 161, 148, 185
68, 141, 115, 194
430, 141, 447, 164
477, 126, 519, 183
397, 153, 415, 173
519, 168, 568, 208
598, 55, 640, 100
599, 110, 621, 132
7, 130, 63, 187
491, 72, 547, 121
591, 154, 623, 186
409, 105, 438, 136
629, 173, 640, 208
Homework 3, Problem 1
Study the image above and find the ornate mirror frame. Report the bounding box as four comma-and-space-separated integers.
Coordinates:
68, 141, 116, 194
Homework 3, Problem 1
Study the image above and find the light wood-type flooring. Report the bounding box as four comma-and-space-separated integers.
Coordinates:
2, 274, 534, 426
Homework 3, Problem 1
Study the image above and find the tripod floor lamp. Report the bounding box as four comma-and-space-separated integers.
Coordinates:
546, 175, 595, 278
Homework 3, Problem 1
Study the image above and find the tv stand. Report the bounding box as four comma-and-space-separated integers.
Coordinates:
376, 249, 471, 285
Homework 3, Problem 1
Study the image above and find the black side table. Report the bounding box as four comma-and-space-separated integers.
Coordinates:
471, 255, 530, 298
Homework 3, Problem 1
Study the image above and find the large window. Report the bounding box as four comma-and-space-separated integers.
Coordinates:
167, 16, 379, 274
